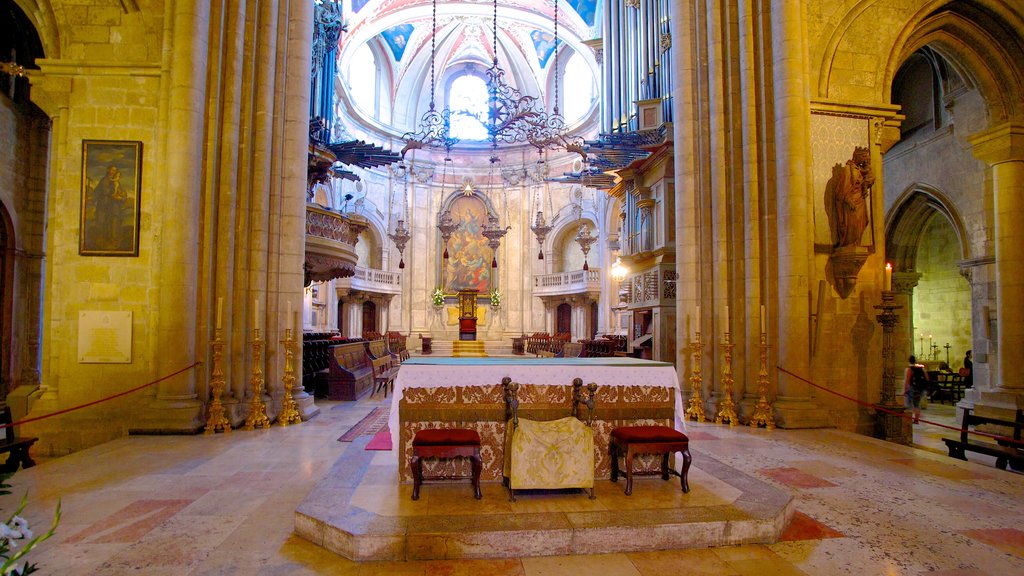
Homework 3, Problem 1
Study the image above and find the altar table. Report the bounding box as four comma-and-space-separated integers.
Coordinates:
389, 357, 685, 482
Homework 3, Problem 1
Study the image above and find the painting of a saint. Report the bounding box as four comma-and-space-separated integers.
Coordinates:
443, 195, 491, 294
80, 140, 142, 256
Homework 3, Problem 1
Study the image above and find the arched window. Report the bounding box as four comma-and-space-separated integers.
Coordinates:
349, 43, 378, 117
448, 74, 489, 141
562, 51, 593, 125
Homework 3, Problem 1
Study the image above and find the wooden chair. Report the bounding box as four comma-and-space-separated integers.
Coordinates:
410, 428, 483, 500
371, 355, 395, 398
609, 425, 691, 495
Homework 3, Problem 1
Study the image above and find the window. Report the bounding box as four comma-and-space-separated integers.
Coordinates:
448, 74, 489, 141
349, 43, 378, 117
562, 51, 593, 124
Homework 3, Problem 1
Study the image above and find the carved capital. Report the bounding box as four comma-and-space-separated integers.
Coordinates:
891, 271, 922, 294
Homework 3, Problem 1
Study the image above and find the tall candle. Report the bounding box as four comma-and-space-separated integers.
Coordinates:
287, 301, 293, 331
725, 305, 730, 324
760, 304, 766, 334
695, 305, 701, 327
216, 297, 223, 330
254, 298, 259, 325
884, 263, 893, 292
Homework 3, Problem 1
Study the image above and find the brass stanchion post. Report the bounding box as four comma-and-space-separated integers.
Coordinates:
278, 328, 302, 426
749, 332, 776, 429
715, 330, 739, 426
244, 328, 271, 430
204, 328, 232, 434
685, 332, 707, 422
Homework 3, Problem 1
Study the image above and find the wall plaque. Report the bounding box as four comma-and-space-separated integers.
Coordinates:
78, 311, 132, 363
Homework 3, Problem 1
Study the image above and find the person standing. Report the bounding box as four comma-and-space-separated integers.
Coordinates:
962, 350, 973, 389
904, 355, 929, 424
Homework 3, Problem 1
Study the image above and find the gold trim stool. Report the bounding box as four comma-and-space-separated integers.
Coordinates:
609, 426, 691, 496
411, 428, 483, 500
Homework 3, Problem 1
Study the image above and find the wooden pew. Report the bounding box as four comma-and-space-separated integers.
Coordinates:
326, 341, 374, 400
942, 408, 1024, 470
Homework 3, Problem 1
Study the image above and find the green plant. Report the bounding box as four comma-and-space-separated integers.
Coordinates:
431, 288, 445, 307
0, 473, 61, 576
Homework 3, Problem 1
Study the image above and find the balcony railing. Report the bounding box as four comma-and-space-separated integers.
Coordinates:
340, 266, 402, 295
304, 204, 367, 284
534, 268, 602, 297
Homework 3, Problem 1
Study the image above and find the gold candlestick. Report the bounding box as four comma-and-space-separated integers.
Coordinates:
749, 332, 776, 429
244, 328, 271, 430
715, 330, 739, 426
685, 332, 707, 422
278, 328, 302, 426
204, 328, 232, 434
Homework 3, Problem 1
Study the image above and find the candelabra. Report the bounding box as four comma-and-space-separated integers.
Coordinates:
278, 328, 302, 426
243, 328, 271, 430
530, 211, 552, 260
388, 219, 411, 269
685, 332, 707, 422
575, 222, 597, 271
437, 210, 457, 260
481, 214, 510, 268
715, 330, 739, 426
749, 332, 776, 429
204, 328, 232, 434
874, 291, 908, 444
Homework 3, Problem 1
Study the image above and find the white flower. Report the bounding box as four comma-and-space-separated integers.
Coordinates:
9, 517, 30, 541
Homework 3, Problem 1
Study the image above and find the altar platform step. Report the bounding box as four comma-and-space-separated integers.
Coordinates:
295, 444, 793, 562
419, 340, 515, 357
452, 341, 487, 357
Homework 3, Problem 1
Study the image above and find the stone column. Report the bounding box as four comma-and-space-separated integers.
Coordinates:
345, 300, 363, 339
969, 123, 1024, 410
891, 272, 922, 369
137, 0, 211, 432
769, 0, 826, 427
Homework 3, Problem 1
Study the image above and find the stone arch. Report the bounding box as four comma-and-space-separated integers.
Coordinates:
11, 0, 60, 60
550, 216, 597, 273
886, 6, 1024, 125
885, 183, 969, 273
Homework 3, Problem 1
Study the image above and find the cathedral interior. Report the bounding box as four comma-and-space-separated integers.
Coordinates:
1, 0, 1023, 574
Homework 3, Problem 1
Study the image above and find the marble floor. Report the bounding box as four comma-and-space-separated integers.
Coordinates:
3, 394, 1022, 575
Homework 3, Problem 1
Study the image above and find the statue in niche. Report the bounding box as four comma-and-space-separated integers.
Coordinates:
825, 146, 875, 249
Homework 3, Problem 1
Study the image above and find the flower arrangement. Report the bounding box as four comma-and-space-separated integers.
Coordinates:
431, 288, 445, 307
489, 289, 502, 308
0, 473, 61, 575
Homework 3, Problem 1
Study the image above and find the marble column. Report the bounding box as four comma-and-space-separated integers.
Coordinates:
969, 123, 1024, 410
345, 300, 363, 339
768, 0, 826, 427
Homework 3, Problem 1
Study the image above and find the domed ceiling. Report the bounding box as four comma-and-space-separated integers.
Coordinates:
336, 0, 602, 148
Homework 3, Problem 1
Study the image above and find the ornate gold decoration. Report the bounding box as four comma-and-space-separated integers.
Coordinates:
749, 332, 775, 429
0, 61, 26, 77
244, 328, 271, 430
685, 332, 706, 422
204, 328, 232, 434
715, 330, 739, 426
278, 328, 302, 426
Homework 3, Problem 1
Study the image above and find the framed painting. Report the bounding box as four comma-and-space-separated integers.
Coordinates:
79, 140, 142, 256
441, 195, 492, 294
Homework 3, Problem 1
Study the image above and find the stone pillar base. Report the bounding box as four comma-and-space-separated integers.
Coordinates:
130, 398, 205, 434
772, 398, 831, 429
968, 390, 1024, 418
295, 395, 320, 421
874, 404, 912, 445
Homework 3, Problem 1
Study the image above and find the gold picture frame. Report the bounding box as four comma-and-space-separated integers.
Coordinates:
79, 140, 142, 256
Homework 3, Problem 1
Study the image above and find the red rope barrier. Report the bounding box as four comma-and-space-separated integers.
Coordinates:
1, 362, 201, 429
776, 365, 1023, 447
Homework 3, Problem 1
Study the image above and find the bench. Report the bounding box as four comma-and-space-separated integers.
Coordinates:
0, 406, 37, 473
942, 407, 1024, 470
326, 341, 373, 400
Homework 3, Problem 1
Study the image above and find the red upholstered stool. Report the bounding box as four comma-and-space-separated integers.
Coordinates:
411, 428, 483, 500
609, 425, 691, 495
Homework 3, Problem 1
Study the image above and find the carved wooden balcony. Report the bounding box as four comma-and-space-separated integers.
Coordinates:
304, 204, 368, 285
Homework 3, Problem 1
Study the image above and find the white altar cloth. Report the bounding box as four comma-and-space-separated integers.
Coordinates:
388, 357, 685, 452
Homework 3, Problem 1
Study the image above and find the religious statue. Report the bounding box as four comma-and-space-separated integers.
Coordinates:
825, 146, 875, 249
